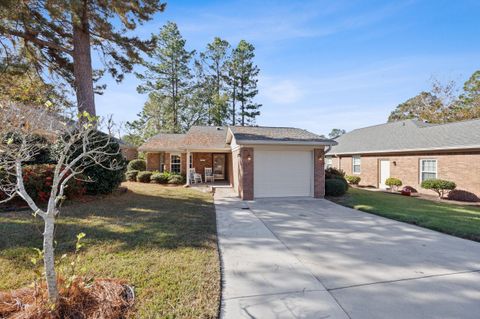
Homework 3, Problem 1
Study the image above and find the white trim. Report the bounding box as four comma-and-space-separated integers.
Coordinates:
352, 155, 361, 174
419, 158, 437, 182
170, 153, 181, 174
329, 145, 480, 156
235, 140, 337, 146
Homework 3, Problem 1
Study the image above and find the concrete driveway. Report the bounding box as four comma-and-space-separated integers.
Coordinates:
215, 189, 480, 319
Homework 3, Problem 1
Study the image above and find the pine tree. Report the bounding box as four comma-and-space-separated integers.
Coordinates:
229, 40, 261, 126
0, 0, 166, 115
197, 37, 231, 125
136, 22, 195, 133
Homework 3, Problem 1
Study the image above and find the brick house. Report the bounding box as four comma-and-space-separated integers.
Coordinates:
326, 119, 480, 196
138, 126, 336, 200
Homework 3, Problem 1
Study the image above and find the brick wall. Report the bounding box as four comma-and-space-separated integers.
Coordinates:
121, 147, 138, 161
146, 153, 160, 171
332, 151, 480, 196
192, 153, 213, 177
240, 147, 254, 200
314, 148, 326, 198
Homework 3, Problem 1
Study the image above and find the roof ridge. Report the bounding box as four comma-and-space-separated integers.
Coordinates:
418, 117, 480, 129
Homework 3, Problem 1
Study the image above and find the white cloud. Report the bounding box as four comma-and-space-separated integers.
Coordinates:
260, 78, 303, 104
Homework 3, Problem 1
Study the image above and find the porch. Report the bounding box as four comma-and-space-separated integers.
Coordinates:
145, 151, 233, 186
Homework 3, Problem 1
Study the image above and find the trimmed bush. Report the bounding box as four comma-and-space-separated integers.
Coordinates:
137, 171, 153, 183
151, 172, 170, 184
421, 179, 456, 198
402, 186, 418, 193
168, 174, 185, 185
325, 179, 347, 196
325, 167, 345, 179
127, 159, 146, 172
385, 177, 402, 191
447, 189, 480, 202
125, 170, 139, 182
346, 175, 361, 185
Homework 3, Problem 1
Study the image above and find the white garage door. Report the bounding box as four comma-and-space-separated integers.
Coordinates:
254, 150, 313, 197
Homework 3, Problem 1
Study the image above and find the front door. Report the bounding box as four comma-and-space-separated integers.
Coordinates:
379, 160, 390, 189
213, 154, 226, 180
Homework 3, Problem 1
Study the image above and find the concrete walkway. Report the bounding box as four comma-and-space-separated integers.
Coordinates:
215, 188, 480, 319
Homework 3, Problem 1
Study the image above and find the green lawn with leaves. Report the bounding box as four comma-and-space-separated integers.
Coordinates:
0, 182, 220, 318
330, 187, 480, 242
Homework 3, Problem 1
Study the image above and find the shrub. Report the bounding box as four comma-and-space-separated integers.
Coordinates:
168, 174, 185, 185
325, 179, 347, 196
385, 177, 402, 191
21, 164, 85, 203
346, 175, 361, 185
151, 172, 170, 184
75, 131, 126, 195
127, 159, 146, 172
325, 167, 345, 179
447, 189, 480, 202
136, 171, 153, 183
402, 186, 418, 193
125, 170, 139, 182
421, 179, 456, 198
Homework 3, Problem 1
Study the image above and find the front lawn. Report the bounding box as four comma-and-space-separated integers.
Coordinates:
330, 188, 480, 242
0, 182, 220, 318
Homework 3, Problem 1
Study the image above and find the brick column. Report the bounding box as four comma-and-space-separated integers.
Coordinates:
240, 147, 254, 200
314, 148, 325, 198
146, 153, 160, 171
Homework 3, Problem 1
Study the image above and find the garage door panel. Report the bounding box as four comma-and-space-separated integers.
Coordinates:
254, 150, 312, 197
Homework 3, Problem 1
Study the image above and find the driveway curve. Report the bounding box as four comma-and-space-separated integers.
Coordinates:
215, 189, 480, 319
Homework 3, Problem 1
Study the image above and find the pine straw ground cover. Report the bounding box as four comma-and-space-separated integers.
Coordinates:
0, 182, 220, 318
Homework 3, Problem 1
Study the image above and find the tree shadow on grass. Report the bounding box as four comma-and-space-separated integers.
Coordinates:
0, 186, 218, 270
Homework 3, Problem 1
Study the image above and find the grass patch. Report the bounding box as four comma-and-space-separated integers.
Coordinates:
330, 188, 480, 242
0, 182, 220, 318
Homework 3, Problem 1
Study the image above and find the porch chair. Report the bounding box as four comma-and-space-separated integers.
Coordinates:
205, 167, 214, 183
188, 168, 197, 184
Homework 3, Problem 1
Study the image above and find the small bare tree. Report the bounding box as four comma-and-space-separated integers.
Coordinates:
0, 101, 123, 302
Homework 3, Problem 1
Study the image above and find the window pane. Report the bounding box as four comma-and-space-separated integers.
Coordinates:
422, 172, 436, 181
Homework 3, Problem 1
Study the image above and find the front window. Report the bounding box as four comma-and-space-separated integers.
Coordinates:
420, 159, 437, 182
189, 154, 193, 169
325, 157, 333, 169
353, 156, 361, 174
171, 154, 181, 174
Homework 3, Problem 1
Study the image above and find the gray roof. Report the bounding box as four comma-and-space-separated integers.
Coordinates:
329, 119, 480, 155
138, 133, 186, 152
230, 126, 336, 145
183, 126, 229, 149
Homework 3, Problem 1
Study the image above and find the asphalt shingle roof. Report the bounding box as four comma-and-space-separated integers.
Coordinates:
183, 126, 229, 149
329, 119, 480, 155
230, 126, 334, 144
138, 133, 186, 152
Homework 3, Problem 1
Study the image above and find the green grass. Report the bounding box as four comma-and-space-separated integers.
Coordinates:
330, 188, 480, 242
0, 182, 220, 319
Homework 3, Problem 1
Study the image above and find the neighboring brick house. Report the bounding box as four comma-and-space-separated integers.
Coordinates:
326, 119, 480, 196
138, 126, 336, 200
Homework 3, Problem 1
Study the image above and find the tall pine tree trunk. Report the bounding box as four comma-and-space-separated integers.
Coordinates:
43, 215, 58, 302
72, 4, 96, 116
232, 85, 236, 126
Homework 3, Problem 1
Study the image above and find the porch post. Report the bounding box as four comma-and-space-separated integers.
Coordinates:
186, 150, 191, 185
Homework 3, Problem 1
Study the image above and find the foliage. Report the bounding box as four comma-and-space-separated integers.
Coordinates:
168, 174, 185, 185
137, 171, 153, 183
402, 186, 418, 193
151, 172, 170, 184
136, 21, 195, 133
0, 0, 166, 114
346, 175, 361, 185
325, 167, 346, 179
127, 159, 146, 172
388, 72, 480, 123
325, 179, 348, 197
125, 170, 140, 182
328, 128, 346, 139
385, 177, 403, 191
77, 131, 126, 195
228, 40, 262, 126
421, 179, 456, 198
21, 165, 85, 203
446, 189, 480, 202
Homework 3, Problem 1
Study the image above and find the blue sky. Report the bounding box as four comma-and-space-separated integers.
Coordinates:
95, 0, 480, 136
